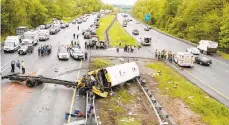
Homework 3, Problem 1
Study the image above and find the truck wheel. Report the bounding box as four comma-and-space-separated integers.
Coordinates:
26, 78, 36, 87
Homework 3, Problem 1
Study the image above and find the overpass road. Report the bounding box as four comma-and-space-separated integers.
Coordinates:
1, 14, 97, 125
117, 13, 229, 108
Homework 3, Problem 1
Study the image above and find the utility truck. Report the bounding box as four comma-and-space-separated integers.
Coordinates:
197, 40, 218, 54
22, 30, 39, 45
38, 29, 50, 41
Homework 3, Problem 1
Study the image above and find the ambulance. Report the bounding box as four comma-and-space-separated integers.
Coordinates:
174, 52, 195, 67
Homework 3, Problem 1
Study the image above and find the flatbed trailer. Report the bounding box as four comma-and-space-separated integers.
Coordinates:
2, 74, 78, 87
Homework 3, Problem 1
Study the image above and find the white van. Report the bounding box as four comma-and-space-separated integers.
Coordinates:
38, 29, 50, 41
174, 52, 195, 67
197, 40, 218, 54
22, 30, 39, 45
3, 36, 21, 52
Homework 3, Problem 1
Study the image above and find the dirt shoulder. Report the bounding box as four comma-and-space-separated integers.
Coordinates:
91, 57, 207, 125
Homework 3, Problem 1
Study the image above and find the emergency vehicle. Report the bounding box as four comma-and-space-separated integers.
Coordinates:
174, 52, 195, 67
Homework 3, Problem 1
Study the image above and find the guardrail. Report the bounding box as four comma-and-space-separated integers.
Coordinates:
85, 91, 98, 125
134, 78, 177, 125
104, 14, 117, 45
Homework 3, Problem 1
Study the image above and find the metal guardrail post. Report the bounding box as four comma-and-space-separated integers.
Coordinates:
135, 78, 177, 125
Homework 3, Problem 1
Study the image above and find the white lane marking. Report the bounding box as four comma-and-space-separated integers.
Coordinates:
1, 55, 19, 68
204, 70, 214, 76
42, 83, 48, 92
5, 84, 15, 93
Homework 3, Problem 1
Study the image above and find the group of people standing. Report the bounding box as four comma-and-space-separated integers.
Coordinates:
11, 60, 25, 74
155, 49, 174, 63
38, 44, 52, 56
115, 41, 141, 53
84, 40, 107, 50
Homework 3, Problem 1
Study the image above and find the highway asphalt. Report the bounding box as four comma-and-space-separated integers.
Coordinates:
117, 13, 229, 107
1, 14, 97, 125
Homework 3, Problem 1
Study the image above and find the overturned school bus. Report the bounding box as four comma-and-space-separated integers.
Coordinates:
2, 62, 140, 97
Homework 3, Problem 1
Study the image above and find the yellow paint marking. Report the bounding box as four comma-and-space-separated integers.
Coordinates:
184, 69, 229, 101
67, 60, 83, 123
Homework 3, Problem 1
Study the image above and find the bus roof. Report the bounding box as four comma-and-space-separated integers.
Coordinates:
105, 62, 140, 87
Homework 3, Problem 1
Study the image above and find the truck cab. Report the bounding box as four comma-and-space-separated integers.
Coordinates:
3, 36, 21, 53
22, 31, 39, 45
197, 40, 218, 54
140, 36, 152, 46
38, 29, 50, 41
16, 26, 29, 39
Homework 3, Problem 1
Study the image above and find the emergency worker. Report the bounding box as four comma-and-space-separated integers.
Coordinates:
11, 60, 15, 73
21, 61, 25, 74
104, 69, 111, 88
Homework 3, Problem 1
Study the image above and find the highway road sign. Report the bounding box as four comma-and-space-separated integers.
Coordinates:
144, 14, 151, 22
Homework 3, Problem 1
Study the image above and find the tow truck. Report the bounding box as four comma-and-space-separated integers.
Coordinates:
2, 62, 140, 97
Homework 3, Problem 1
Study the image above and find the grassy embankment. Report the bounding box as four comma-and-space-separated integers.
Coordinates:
108, 21, 138, 47
147, 62, 229, 125
96, 14, 115, 41
91, 58, 141, 125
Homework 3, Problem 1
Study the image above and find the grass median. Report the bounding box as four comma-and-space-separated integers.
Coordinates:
108, 21, 138, 47
96, 14, 115, 40
146, 62, 229, 125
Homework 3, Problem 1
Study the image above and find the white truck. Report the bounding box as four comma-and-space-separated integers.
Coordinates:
22, 30, 39, 45
174, 52, 195, 67
38, 29, 50, 41
197, 40, 218, 54
50, 24, 60, 35
3, 36, 21, 53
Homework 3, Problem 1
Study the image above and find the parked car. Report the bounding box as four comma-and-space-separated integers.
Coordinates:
45, 24, 51, 29
95, 22, 99, 28
57, 45, 69, 60
18, 44, 33, 55
195, 56, 212, 66
72, 20, 76, 24
69, 47, 84, 60
132, 29, 139, 35
186, 47, 200, 55
66, 23, 69, 27
60, 23, 66, 29
144, 26, 150, 31
84, 31, 91, 39
77, 20, 82, 24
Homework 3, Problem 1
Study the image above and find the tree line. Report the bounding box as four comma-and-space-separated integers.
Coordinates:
1, 0, 113, 34
131, 0, 229, 52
